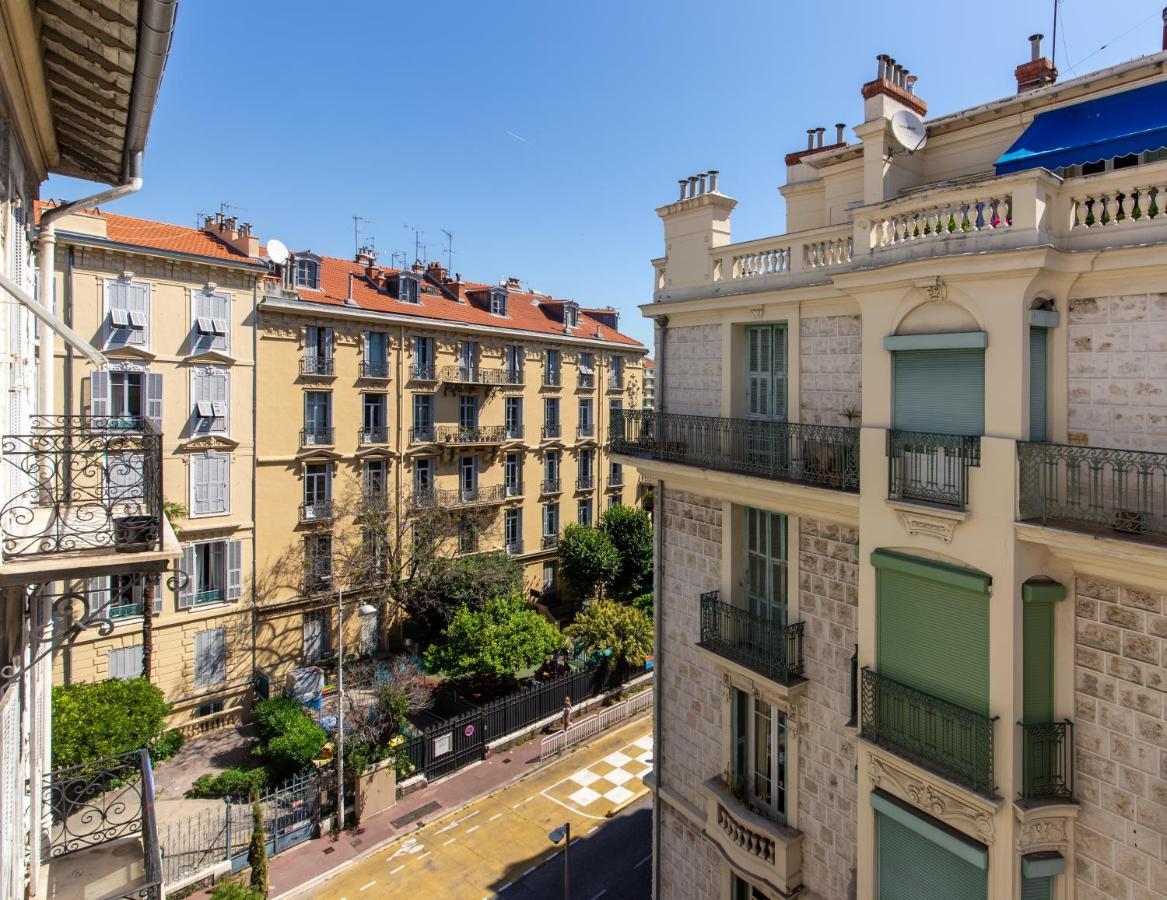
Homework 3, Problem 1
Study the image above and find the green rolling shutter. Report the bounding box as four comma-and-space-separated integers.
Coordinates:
893, 348, 985, 435
877, 812, 988, 900
1020, 876, 1052, 900
876, 566, 989, 714
1029, 327, 1048, 442
1023, 600, 1055, 723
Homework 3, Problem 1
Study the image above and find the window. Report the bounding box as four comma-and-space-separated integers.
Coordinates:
459, 394, 479, 430
412, 394, 434, 439
108, 645, 144, 680
505, 345, 524, 383
458, 340, 478, 380
505, 397, 523, 438
303, 610, 330, 663
543, 502, 559, 536
294, 257, 320, 290
104, 279, 150, 348
191, 366, 230, 435
1029, 326, 1048, 442
579, 352, 595, 387
303, 391, 332, 444
542, 561, 557, 599
414, 458, 434, 494
608, 494, 620, 510
458, 519, 478, 554
459, 456, 478, 500
731, 687, 787, 821
490, 289, 508, 316
564, 304, 579, 328
91, 368, 163, 429
609, 398, 623, 424
304, 533, 332, 593
197, 700, 225, 718
609, 355, 623, 390
190, 450, 231, 517
192, 289, 230, 353
578, 448, 593, 487
544, 349, 561, 385
544, 451, 560, 490
89, 573, 157, 619
194, 628, 227, 688
578, 498, 592, 526
194, 542, 225, 604
731, 874, 773, 900
578, 399, 594, 437
610, 461, 623, 485
362, 393, 387, 442
363, 527, 388, 578
505, 452, 523, 496
177, 539, 242, 608
544, 397, 560, 437
399, 274, 419, 304
746, 509, 787, 624
364, 459, 388, 501
746, 325, 787, 420
363, 331, 389, 378
413, 336, 434, 378
505, 508, 522, 553
303, 463, 332, 518
304, 325, 333, 374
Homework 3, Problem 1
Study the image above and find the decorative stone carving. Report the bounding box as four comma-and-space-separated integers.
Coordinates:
750, 307, 765, 320
1017, 818, 1068, 852
892, 504, 964, 543
866, 752, 995, 843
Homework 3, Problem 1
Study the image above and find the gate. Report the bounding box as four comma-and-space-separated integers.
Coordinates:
399, 712, 484, 782
227, 772, 320, 871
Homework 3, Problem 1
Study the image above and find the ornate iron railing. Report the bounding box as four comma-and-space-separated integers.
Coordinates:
887, 430, 981, 509
359, 425, 389, 444
300, 427, 334, 447
43, 748, 162, 898
543, 423, 562, 440
698, 591, 804, 684
608, 409, 859, 492
409, 426, 435, 443
436, 485, 507, 507
505, 368, 524, 386
506, 540, 524, 555
360, 360, 390, 379
544, 371, 562, 388
411, 487, 437, 509
1019, 721, 1074, 804
578, 373, 595, 389
436, 425, 506, 444
440, 365, 507, 386
542, 477, 562, 494
299, 356, 334, 377
1018, 441, 1167, 541
861, 668, 996, 797
542, 533, 559, 549
410, 363, 437, 381
505, 425, 524, 440
0, 416, 164, 559
577, 423, 595, 439
577, 474, 594, 491
505, 480, 524, 498
299, 501, 334, 523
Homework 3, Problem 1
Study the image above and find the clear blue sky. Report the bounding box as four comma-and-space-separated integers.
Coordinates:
46, 0, 1167, 348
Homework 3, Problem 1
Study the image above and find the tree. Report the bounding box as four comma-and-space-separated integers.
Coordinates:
600, 505, 653, 599
250, 698, 328, 779
247, 791, 269, 895
405, 552, 523, 633
557, 524, 620, 602
423, 593, 564, 678
566, 600, 654, 668
52, 678, 170, 769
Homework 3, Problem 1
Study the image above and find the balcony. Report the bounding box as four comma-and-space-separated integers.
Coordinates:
359, 425, 390, 445
887, 430, 980, 509
1018, 441, 1167, 543
542, 533, 559, 549
577, 423, 596, 441
436, 485, 507, 508
607, 378, 623, 392
504, 369, 524, 387
440, 365, 507, 386
578, 373, 595, 390
609, 410, 859, 492
409, 426, 435, 444
300, 426, 335, 447
860, 668, 996, 797
576, 475, 594, 491
542, 423, 562, 441
43, 749, 162, 899
303, 569, 333, 595
410, 363, 437, 382
506, 540, 524, 556
360, 359, 390, 380
700, 776, 803, 897
411, 487, 438, 509
1, 416, 164, 563
1019, 721, 1074, 805
436, 425, 506, 445
698, 591, 804, 686
504, 425, 524, 441
541, 477, 561, 495
505, 481, 524, 498
299, 501, 334, 523
299, 356, 334, 377
543, 371, 562, 388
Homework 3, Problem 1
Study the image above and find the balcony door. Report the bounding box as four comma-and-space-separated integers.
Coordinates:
731, 687, 787, 823
745, 508, 787, 628
744, 325, 787, 472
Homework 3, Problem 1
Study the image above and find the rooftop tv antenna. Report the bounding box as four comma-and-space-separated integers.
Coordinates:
352, 215, 373, 258
441, 229, 455, 272
403, 224, 426, 265
888, 109, 928, 157
219, 201, 246, 217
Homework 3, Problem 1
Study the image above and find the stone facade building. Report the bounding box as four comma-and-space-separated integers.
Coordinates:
615, 27, 1167, 900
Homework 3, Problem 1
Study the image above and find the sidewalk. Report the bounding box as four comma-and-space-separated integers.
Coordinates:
267, 711, 652, 897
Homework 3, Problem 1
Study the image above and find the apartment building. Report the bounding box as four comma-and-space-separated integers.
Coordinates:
253, 252, 646, 687
0, 3, 178, 898
619, 26, 1167, 900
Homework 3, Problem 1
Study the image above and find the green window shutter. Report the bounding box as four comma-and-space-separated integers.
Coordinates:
745, 325, 787, 421
772, 325, 787, 421
877, 812, 987, 900
877, 566, 990, 714
1029, 327, 1048, 442
745, 509, 787, 624
1020, 876, 1052, 900
893, 348, 985, 435
1023, 600, 1055, 723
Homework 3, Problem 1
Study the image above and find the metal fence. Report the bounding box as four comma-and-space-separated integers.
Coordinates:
887, 429, 981, 509
698, 591, 804, 685
540, 685, 653, 759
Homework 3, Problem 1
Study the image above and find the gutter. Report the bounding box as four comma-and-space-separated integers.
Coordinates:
651, 317, 666, 899
0, 269, 104, 368
54, 230, 268, 273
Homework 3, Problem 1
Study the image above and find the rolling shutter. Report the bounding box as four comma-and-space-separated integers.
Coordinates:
893, 349, 985, 435
876, 563, 989, 714
877, 811, 987, 900
1020, 876, 1051, 900
1029, 327, 1048, 442
1023, 600, 1055, 723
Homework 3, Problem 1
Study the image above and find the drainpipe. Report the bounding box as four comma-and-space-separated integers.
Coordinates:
650, 315, 667, 899
251, 278, 260, 684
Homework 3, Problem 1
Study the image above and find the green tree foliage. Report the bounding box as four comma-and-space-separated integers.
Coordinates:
251, 699, 327, 779
406, 551, 523, 631
248, 793, 269, 895
600, 504, 654, 599
557, 523, 620, 602
423, 593, 564, 678
210, 878, 265, 900
566, 600, 654, 668
188, 767, 269, 799
51, 678, 170, 769
631, 591, 654, 621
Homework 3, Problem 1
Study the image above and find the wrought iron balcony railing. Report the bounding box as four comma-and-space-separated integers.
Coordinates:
577, 475, 594, 491
360, 359, 390, 379
411, 487, 437, 509
861, 668, 996, 797
542, 423, 562, 440
303, 569, 333, 595
506, 541, 524, 555
1019, 721, 1074, 804
698, 591, 804, 685
608, 409, 859, 492
436, 485, 507, 507
542, 532, 559, 549
543, 371, 562, 388
1018, 441, 1167, 542
359, 425, 390, 444
608, 377, 623, 392
505, 480, 524, 498
1, 415, 164, 559
541, 477, 562, 494
410, 363, 437, 382
300, 427, 334, 447
436, 425, 506, 444
578, 373, 595, 390
504, 425, 524, 440
409, 425, 435, 443
887, 430, 981, 509
43, 748, 162, 899
577, 423, 596, 440
505, 369, 524, 386
300, 356, 334, 377
440, 365, 507, 386
299, 501, 334, 523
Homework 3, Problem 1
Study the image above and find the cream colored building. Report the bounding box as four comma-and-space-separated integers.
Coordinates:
623, 29, 1167, 900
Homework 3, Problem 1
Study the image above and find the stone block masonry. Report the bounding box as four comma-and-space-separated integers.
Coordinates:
663, 324, 723, 417
1073, 574, 1167, 899
659, 804, 721, 898
800, 316, 862, 427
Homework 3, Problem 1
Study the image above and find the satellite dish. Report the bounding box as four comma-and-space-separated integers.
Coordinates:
267, 238, 289, 265
889, 110, 928, 154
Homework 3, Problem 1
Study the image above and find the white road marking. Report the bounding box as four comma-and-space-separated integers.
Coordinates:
489, 812, 503, 821
359, 882, 376, 892
389, 865, 404, 874
587, 891, 607, 900
443, 837, 456, 846
466, 824, 480, 834
499, 883, 512, 893
462, 810, 481, 821
634, 854, 652, 869
416, 851, 431, 861
523, 865, 538, 876
587, 824, 601, 835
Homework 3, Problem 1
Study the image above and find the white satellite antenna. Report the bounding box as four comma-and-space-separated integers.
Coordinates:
267, 238, 290, 265
889, 109, 928, 155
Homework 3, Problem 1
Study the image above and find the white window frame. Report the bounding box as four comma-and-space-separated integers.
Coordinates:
577, 497, 592, 526
490, 289, 508, 316
189, 450, 231, 518
191, 365, 230, 436
505, 452, 522, 495
730, 687, 788, 823
294, 255, 321, 290
505, 396, 523, 438
543, 502, 559, 537
459, 394, 479, 429
303, 462, 332, 516
414, 457, 434, 492
505, 508, 522, 551
399, 274, 420, 304
192, 288, 231, 353
413, 393, 434, 432
459, 456, 478, 499
364, 459, 388, 500
103, 277, 151, 349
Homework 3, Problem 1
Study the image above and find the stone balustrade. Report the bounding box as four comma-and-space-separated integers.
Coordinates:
732, 245, 791, 279
718, 223, 852, 283
867, 190, 1012, 249
1068, 181, 1167, 231
701, 775, 803, 895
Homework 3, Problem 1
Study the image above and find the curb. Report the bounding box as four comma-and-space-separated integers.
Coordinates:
273, 709, 653, 899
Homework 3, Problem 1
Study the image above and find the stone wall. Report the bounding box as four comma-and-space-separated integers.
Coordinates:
658, 804, 721, 899
1073, 574, 1167, 899
1067, 294, 1167, 450
799, 316, 862, 427
663, 324, 723, 417
796, 518, 860, 900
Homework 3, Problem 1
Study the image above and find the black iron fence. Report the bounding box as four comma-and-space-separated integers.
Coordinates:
360, 360, 390, 379
409, 426, 435, 443
1018, 441, 1167, 541
299, 356, 334, 377
543, 423, 562, 440
1, 415, 163, 559
860, 668, 996, 797
359, 425, 390, 444
410, 364, 437, 382
608, 409, 859, 492
887, 429, 981, 509
300, 427, 334, 447
698, 591, 804, 684
437, 485, 508, 507
436, 425, 506, 444
1019, 721, 1074, 804
299, 501, 334, 523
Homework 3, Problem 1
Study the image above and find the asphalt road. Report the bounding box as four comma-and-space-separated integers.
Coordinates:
499, 795, 652, 900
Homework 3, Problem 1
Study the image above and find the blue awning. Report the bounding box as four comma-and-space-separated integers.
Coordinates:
995, 79, 1167, 175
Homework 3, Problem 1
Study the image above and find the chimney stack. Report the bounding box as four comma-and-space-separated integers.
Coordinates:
861, 53, 928, 117
708, 170, 719, 193
815, 127, 826, 149
835, 123, 846, 144
1015, 33, 1057, 93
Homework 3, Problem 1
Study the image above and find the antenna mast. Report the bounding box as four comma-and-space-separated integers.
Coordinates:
352, 215, 373, 258
1052, 0, 1059, 67
441, 229, 455, 273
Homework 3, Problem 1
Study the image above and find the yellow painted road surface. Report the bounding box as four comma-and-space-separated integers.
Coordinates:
305, 716, 653, 899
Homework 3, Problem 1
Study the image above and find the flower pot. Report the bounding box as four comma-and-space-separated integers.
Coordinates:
113, 515, 158, 551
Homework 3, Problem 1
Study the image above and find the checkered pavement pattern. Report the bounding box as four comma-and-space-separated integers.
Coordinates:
544, 734, 654, 814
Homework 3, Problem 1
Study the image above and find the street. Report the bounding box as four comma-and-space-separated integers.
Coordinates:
303, 716, 653, 899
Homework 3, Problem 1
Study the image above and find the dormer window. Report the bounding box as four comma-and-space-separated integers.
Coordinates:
564, 303, 579, 328
490, 289, 508, 317
400, 274, 420, 304
294, 256, 321, 291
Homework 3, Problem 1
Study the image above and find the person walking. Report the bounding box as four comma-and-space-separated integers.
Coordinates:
562, 695, 573, 732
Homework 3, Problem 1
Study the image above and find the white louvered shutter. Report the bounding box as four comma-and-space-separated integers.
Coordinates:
210, 453, 230, 514
108, 646, 144, 680
226, 539, 242, 601
91, 371, 110, 416
191, 454, 210, 515
145, 373, 163, 430
88, 577, 111, 618
106, 281, 129, 346
125, 283, 149, 346
177, 545, 196, 609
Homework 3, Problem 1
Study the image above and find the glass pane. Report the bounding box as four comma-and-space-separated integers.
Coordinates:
753, 702, 772, 808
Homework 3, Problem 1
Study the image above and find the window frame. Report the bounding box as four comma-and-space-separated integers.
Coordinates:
192, 288, 231, 353
294, 256, 321, 291
189, 449, 231, 518
194, 627, 227, 689
490, 289, 508, 316
730, 686, 788, 823
191, 365, 230, 436
103, 278, 151, 349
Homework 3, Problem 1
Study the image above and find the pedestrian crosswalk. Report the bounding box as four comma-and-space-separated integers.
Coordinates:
545, 734, 654, 817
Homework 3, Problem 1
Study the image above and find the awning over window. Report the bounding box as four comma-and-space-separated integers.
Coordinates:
995, 79, 1167, 175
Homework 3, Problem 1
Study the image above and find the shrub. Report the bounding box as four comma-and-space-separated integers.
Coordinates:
251, 698, 307, 745
188, 767, 269, 799
151, 728, 185, 763
209, 878, 265, 900
631, 591, 654, 621
566, 599, 654, 668
377, 686, 410, 734
557, 524, 620, 602
599, 505, 653, 599
52, 677, 170, 770
259, 714, 327, 778
424, 592, 564, 678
